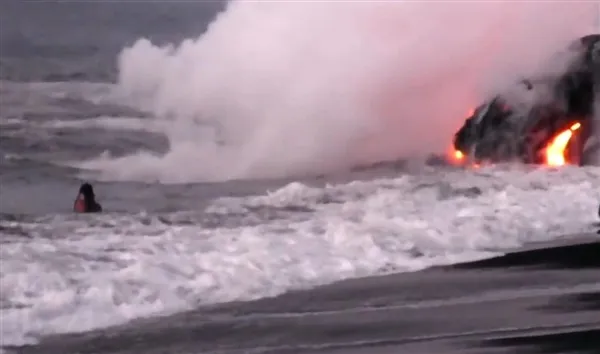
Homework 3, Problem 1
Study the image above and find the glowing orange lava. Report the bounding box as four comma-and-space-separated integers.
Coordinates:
447, 146, 466, 166
454, 149, 464, 161
544, 122, 581, 167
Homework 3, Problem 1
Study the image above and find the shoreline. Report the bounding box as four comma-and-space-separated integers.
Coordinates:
7, 236, 600, 354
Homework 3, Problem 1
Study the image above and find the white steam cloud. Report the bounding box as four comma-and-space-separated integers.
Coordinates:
90, 0, 596, 183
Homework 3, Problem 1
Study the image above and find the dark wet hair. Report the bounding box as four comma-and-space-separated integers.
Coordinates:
79, 183, 96, 199
76, 182, 102, 213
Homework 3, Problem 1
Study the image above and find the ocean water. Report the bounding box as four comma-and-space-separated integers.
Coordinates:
1, 1, 599, 353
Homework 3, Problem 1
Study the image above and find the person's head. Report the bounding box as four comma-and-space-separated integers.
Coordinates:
74, 182, 100, 213
79, 183, 96, 200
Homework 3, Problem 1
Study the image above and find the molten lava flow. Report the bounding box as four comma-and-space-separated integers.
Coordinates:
447, 147, 466, 166
544, 122, 581, 167
454, 149, 465, 161
448, 108, 475, 165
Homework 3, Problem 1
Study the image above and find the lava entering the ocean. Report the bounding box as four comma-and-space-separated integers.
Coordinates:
544, 121, 582, 167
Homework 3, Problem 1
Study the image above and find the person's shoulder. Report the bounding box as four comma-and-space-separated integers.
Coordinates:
91, 202, 103, 213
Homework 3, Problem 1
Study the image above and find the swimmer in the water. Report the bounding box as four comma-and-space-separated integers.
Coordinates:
73, 182, 102, 213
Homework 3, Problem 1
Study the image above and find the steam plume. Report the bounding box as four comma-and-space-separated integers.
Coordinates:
99, 0, 596, 183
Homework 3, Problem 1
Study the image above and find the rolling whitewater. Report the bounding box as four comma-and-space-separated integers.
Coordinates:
1, 1, 599, 353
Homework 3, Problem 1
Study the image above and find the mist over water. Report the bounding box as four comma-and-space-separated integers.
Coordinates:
84, 0, 596, 183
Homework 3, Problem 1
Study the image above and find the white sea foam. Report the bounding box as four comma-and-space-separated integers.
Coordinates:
38, 116, 162, 133
1, 166, 598, 346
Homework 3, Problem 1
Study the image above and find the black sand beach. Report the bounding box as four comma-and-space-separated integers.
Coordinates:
9, 236, 600, 354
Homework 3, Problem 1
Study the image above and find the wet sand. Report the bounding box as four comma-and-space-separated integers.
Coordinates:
8, 235, 600, 354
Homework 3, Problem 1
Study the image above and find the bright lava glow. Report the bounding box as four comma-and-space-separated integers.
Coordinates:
454, 150, 465, 160
544, 122, 581, 167
450, 121, 582, 168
